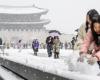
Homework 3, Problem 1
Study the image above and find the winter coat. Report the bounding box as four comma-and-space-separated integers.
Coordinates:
32, 40, 39, 49
80, 30, 100, 60
46, 36, 53, 50
0, 38, 2, 45
53, 39, 60, 53
46, 37, 53, 45
17, 42, 22, 49
74, 23, 94, 51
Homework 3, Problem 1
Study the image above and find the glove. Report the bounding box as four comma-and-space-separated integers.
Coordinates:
79, 52, 83, 55
87, 57, 98, 65
77, 52, 86, 62
79, 52, 87, 55
77, 56, 84, 62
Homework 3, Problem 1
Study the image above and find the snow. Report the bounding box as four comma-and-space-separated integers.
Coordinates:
66, 52, 100, 75
0, 66, 23, 80
0, 48, 100, 80
0, 6, 47, 14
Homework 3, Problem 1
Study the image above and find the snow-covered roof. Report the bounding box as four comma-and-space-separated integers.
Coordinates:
0, 19, 50, 24
0, 5, 48, 14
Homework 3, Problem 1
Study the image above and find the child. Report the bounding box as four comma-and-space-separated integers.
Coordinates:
78, 14, 100, 66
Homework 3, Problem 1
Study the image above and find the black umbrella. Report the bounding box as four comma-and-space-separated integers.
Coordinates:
75, 29, 79, 32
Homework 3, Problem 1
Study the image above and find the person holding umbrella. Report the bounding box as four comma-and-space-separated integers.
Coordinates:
46, 36, 53, 57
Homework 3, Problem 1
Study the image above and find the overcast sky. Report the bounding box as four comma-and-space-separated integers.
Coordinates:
0, 0, 100, 34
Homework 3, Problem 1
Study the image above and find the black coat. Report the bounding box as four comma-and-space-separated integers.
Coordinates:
0, 38, 2, 45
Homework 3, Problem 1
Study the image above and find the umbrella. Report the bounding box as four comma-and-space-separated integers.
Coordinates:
75, 29, 79, 32
49, 30, 61, 37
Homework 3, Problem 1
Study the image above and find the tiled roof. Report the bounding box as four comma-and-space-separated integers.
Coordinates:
0, 5, 48, 14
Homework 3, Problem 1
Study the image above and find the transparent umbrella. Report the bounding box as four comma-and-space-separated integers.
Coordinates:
49, 30, 61, 37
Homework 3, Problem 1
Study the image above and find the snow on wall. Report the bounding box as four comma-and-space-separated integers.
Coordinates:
0, 49, 100, 80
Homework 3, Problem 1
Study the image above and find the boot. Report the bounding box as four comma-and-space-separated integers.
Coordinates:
34, 52, 37, 56
54, 53, 56, 59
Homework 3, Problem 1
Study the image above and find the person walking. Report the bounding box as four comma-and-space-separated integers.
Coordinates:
32, 39, 39, 56
53, 36, 60, 59
46, 36, 53, 57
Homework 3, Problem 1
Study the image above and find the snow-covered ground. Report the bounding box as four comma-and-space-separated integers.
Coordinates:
0, 66, 23, 80
0, 48, 100, 80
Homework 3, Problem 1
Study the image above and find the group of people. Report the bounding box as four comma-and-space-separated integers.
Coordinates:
73, 9, 100, 67
31, 36, 61, 59
0, 9, 99, 64
46, 36, 60, 59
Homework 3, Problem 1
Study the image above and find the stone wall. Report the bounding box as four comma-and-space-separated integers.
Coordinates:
0, 57, 72, 80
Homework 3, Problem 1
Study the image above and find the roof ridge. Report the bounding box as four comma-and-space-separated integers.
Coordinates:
0, 5, 34, 8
